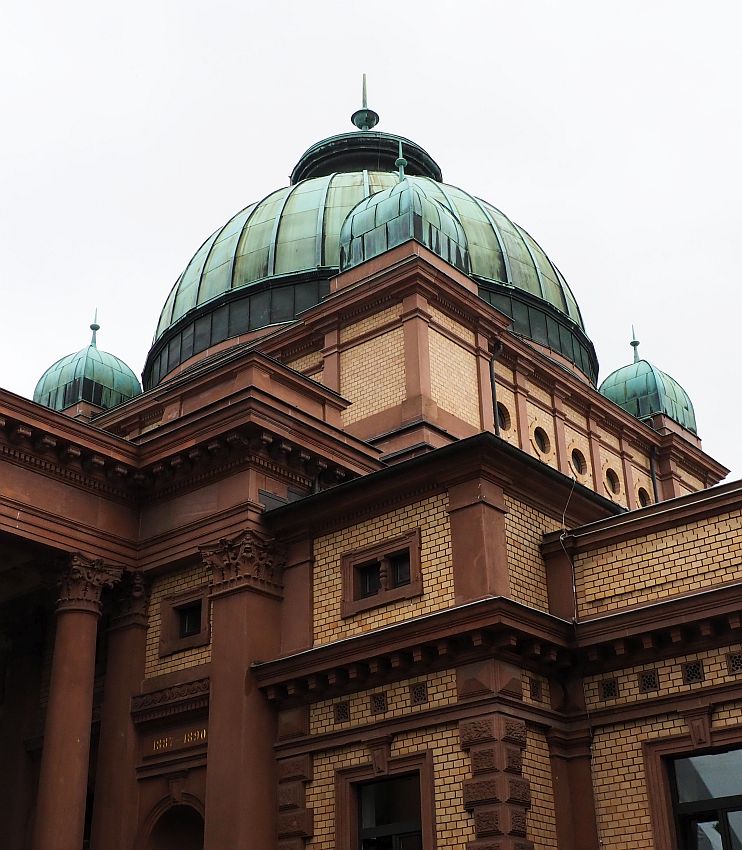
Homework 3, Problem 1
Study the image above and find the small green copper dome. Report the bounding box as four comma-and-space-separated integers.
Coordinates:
599, 338, 697, 433
33, 323, 142, 412
339, 178, 471, 275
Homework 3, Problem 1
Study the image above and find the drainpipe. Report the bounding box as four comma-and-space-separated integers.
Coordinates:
649, 445, 660, 503
490, 340, 503, 437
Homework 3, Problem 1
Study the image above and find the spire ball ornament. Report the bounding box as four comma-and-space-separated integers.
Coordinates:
351, 73, 380, 131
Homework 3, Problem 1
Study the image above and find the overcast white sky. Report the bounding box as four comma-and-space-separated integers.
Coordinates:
1, 1, 740, 480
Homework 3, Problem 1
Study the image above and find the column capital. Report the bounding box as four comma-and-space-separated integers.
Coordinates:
57, 553, 123, 615
111, 571, 150, 629
201, 528, 285, 599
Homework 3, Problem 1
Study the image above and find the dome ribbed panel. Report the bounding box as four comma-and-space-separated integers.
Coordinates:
167, 229, 220, 331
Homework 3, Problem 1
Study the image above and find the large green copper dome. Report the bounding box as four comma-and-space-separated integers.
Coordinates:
145, 119, 597, 388
34, 324, 142, 413
599, 339, 697, 434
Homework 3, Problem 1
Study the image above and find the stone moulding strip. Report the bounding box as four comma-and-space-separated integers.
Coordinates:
131, 677, 210, 726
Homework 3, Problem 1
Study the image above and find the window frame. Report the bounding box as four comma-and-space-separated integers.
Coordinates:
341, 530, 422, 618
335, 750, 436, 850
159, 585, 210, 657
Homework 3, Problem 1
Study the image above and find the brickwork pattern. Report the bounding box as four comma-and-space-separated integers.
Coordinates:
591, 714, 685, 849
429, 330, 480, 428
340, 327, 405, 425
632, 465, 655, 506
505, 495, 561, 611
527, 382, 552, 407
574, 508, 742, 616
339, 305, 402, 344
144, 564, 211, 678
713, 699, 742, 728
286, 349, 323, 373
313, 494, 454, 644
565, 404, 587, 430
585, 644, 742, 710
305, 744, 367, 850
523, 728, 558, 849
309, 670, 457, 735
428, 306, 475, 345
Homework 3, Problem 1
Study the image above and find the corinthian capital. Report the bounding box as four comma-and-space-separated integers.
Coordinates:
57, 553, 123, 615
200, 528, 285, 598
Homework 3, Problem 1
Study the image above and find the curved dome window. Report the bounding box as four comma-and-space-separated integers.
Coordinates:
638, 487, 652, 507
605, 468, 621, 495
496, 402, 511, 432
533, 427, 550, 455
571, 448, 587, 476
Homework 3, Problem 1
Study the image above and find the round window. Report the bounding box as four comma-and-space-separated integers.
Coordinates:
638, 487, 651, 507
496, 402, 511, 432
606, 468, 621, 494
571, 448, 587, 475
534, 427, 550, 455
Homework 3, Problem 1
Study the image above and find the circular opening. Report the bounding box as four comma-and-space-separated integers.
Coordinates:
638, 487, 651, 507
570, 448, 587, 476
534, 427, 550, 455
606, 468, 621, 495
496, 402, 511, 432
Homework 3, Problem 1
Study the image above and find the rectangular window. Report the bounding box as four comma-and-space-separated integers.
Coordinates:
341, 530, 422, 618
672, 748, 742, 849
159, 586, 210, 657
359, 775, 422, 850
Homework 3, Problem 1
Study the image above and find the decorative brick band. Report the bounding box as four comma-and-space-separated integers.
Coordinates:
276, 753, 313, 850
460, 713, 533, 850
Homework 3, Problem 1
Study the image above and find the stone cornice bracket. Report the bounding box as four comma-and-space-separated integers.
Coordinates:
111, 571, 150, 629
57, 553, 123, 615
201, 528, 285, 599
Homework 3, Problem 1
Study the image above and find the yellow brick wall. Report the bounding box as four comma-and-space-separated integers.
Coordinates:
584, 644, 742, 710
144, 564, 211, 678
713, 698, 742, 728
339, 305, 402, 344
305, 724, 475, 849
565, 404, 588, 430
340, 327, 405, 425
527, 383, 552, 407
429, 330, 480, 428
574, 507, 742, 616
309, 670, 457, 735
286, 349, 323, 373
313, 494, 454, 644
523, 728, 558, 849
631, 464, 655, 506
428, 306, 475, 345
522, 672, 552, 708
591, 714, 685, 849
527, 401, 558, 470
505, 495, 561, 611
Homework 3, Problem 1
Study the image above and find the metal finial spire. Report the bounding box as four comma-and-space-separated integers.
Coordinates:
351, 73, 380, 131
395, 140, 407, 182
630, 326, 640, 363
90, 309, 100, 347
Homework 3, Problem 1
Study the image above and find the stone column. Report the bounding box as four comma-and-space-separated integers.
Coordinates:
32, 554, 121, 850
90, 572, 149, 850
200, 529, 284, 850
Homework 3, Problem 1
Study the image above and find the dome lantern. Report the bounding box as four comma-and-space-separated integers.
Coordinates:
34, 319, 142, 414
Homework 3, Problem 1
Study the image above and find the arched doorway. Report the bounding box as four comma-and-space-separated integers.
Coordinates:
146, 804, 204, 850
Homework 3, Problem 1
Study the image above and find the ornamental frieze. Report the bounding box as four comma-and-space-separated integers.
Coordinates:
200, 528, 285, 597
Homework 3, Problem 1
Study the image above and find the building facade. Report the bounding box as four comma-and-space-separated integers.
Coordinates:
1, 105, 740, 850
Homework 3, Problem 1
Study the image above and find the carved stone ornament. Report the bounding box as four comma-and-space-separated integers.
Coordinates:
57, 553, 123, 614
112, 571, 149, 626
200, 529, 285, 596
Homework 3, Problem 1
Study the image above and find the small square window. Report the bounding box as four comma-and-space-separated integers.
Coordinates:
682, 661, 705, 685
370, 692, 387, 715
388, 550, 411, 588
159, 585, 209, 657
638, 669, 660, 693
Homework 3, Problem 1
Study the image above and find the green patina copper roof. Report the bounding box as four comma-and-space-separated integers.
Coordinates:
339, 178, 471, 275
33, 323, 142, 412
146, 102, 597, 388
598, 337, 697, 433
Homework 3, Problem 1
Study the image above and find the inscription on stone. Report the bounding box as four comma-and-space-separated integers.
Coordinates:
151, 727, 207, 752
